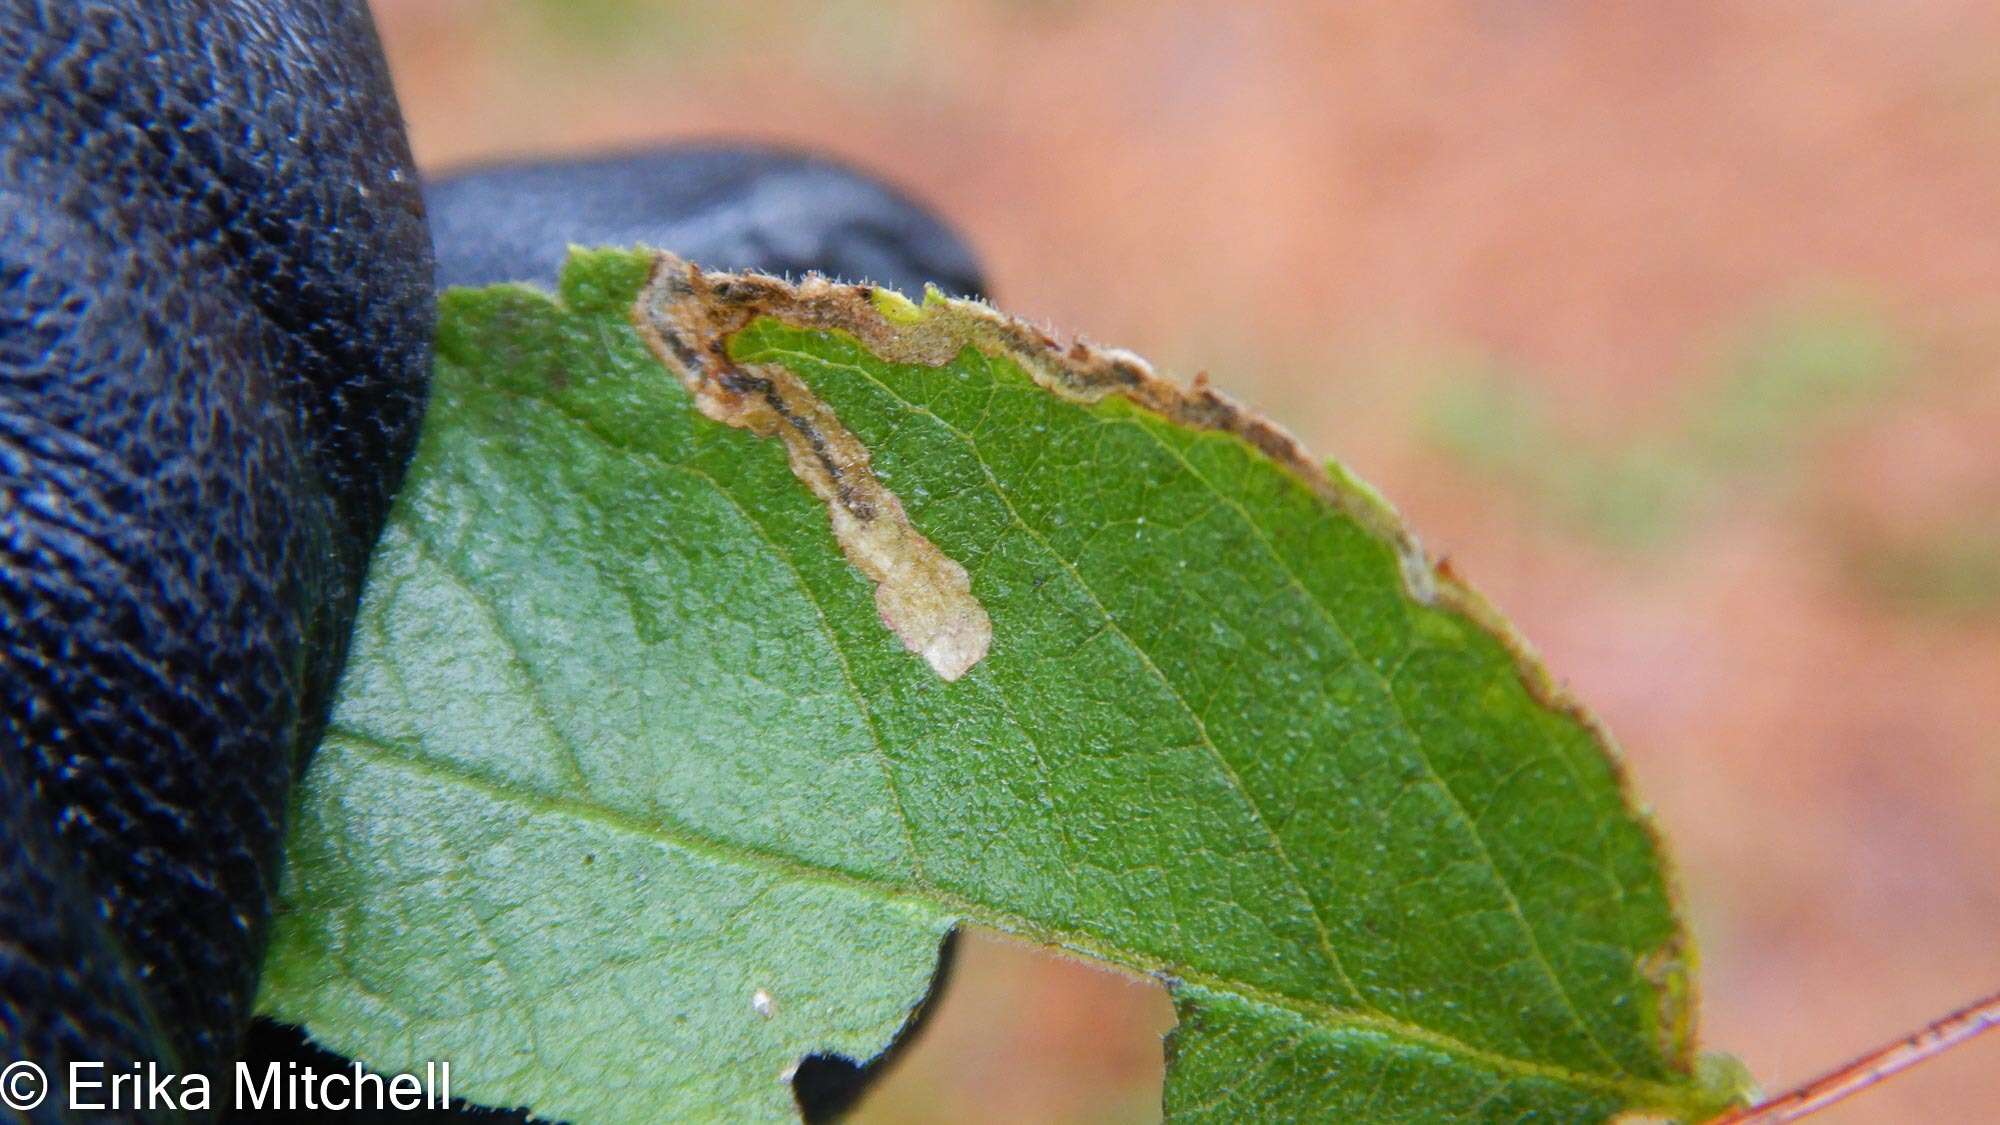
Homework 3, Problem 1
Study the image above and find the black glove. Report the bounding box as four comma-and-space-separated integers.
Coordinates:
427, 146, 983, 299
2, 3, 433, 1115
0, 2, 981, 1122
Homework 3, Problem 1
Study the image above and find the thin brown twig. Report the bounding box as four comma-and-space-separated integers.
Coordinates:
1710, 987, 2000, 1124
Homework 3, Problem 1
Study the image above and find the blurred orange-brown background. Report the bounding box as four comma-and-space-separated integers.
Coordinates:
366, 2, 2000, 1120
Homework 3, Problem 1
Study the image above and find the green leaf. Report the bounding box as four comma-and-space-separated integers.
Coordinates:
260, 249, 1745, 1122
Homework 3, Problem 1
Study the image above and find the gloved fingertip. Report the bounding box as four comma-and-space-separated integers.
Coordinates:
424, 145, 986, 300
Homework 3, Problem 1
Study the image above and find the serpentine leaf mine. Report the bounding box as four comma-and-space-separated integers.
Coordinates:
636, 257, 992, 680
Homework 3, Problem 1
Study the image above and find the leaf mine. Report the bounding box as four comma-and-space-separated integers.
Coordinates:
635, 257, 991, 680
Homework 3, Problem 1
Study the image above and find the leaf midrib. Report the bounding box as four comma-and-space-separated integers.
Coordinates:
320, 725, 1698, 1114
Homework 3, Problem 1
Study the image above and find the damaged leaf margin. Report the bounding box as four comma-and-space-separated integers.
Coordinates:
633, 253, 1441, 601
